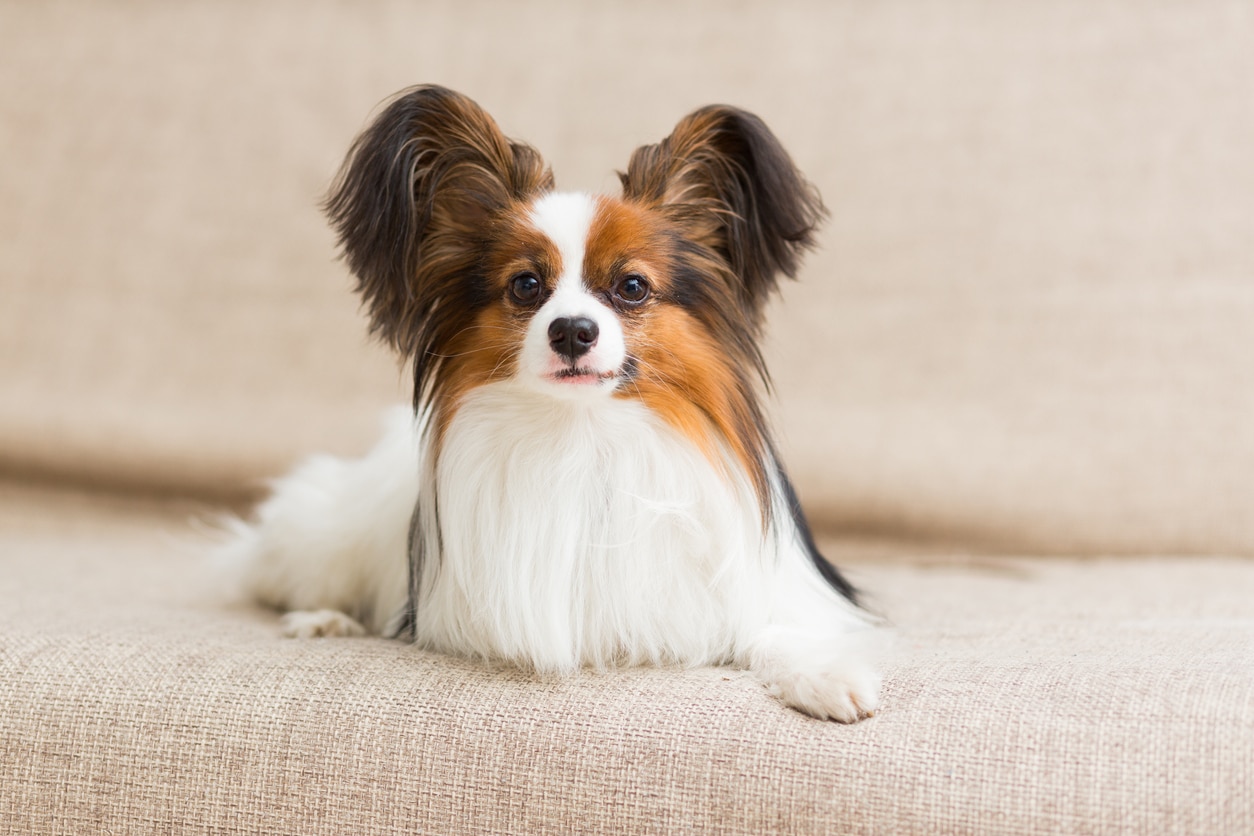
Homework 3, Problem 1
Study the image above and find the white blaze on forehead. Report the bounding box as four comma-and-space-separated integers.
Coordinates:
529, 192, 597, 294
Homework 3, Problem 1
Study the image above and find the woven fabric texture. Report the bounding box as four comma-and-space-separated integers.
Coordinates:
2, 490, 1251, 834
3, 2, 1253, 833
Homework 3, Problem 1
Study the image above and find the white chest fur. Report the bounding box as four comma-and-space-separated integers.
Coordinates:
235, 392, 879, 721
412, 381, 778, 673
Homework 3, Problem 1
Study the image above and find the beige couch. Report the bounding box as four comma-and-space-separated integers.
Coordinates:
3, 2, 1252, 832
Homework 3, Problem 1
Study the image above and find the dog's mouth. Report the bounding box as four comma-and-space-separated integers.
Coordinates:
550, 366, 619, 385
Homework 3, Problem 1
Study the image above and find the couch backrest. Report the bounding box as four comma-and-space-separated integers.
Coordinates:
3, 2, 1251, 555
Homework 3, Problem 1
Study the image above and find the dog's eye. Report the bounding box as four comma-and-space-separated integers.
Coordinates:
509, 273, 542, 305
616, 274, 650, 305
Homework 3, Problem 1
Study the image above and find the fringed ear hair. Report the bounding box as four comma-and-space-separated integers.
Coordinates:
619, 106, 826, 326
324, 85, 554, 358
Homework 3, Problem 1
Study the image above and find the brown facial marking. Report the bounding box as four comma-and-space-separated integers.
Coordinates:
430, 203, 564, 442
480, 206, 565, 301
582, 196, 671, 300
623, 305, 765, 487
433, 304, 523, 439
586, 196, 772, 510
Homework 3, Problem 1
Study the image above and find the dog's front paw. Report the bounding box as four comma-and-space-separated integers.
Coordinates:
279, 609, 368, 639
747, 627, 882, 722
764, 658, 881, 723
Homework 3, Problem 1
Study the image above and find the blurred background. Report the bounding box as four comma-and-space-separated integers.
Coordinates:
2, 0, 1252, 557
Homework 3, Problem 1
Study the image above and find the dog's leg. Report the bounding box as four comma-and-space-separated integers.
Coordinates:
744, 624, 881, 722
221, 407, 418, 636
741, 550, 883, 722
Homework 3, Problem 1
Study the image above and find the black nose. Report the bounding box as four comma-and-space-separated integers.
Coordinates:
548, 316, 599, 361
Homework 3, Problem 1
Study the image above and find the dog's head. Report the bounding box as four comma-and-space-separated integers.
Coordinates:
325, 85, 825, 499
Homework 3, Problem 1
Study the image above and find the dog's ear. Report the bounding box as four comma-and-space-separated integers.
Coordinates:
619, 106, 825, 324
325, 85, 553, 354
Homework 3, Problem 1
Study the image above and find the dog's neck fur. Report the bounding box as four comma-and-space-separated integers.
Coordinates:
411, 380, 778, 672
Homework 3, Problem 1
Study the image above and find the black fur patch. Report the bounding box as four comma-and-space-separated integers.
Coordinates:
777, 464, 859, 604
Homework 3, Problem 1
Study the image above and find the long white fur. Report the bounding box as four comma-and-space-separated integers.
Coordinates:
227, 192, 881, 721
228, 407, 416, 634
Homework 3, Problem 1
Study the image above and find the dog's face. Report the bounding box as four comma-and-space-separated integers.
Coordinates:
323, 85, 825, 501
457, 190, 731, 406
469, 191, 635, 400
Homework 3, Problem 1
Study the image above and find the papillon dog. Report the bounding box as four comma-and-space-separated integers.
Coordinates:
228, 85, 880, 722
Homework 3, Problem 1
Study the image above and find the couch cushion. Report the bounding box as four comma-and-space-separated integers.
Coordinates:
2, 487, 1250, 833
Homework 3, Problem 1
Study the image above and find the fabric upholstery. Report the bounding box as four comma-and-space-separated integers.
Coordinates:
2, 2, 1253, 834
2, 488, 1251, 834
